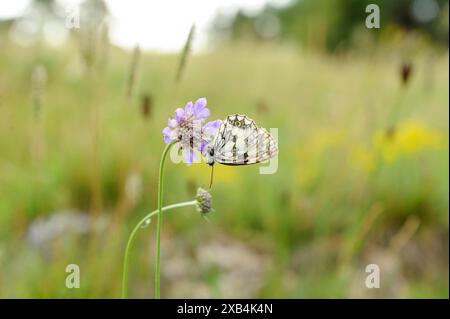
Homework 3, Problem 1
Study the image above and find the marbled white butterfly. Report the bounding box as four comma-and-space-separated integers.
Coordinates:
205, 114, 278, 167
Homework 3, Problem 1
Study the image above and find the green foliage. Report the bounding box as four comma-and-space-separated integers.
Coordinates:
0, 32, 448, 298
218, 0, 449, 51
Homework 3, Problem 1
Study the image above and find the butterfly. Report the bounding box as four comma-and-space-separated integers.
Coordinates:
205, 114, 278, 186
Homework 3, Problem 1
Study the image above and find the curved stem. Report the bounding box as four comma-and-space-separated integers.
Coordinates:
155, 141, 175, 298
121, 200, 197, 298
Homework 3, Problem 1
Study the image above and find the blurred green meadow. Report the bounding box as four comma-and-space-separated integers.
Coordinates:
0, 0, 449, 298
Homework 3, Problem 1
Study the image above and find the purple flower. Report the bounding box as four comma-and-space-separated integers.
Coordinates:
162, 98, 222, 165
200, 119, 222, 155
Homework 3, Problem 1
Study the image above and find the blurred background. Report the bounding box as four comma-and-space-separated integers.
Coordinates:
0, 0, 448, 298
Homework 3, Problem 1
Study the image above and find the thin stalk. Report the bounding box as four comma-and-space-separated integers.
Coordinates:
155, 141, 175, 298
121, 200, 197, 298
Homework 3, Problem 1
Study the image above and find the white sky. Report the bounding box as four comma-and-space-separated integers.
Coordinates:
0, 0, 291, 52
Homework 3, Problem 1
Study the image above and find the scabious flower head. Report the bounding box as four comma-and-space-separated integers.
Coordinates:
196, 187, 213, 215
162, 98, 222, 165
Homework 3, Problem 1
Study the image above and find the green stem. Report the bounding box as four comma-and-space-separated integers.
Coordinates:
155, 141, 175, 298
121, 200, 197, 298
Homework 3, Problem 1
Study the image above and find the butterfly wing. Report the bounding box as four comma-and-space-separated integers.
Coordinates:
212, 114, 278, 165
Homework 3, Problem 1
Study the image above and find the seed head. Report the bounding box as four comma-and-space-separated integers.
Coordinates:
400, 62, 412, 86
141, 93, 152, 119
196, 187, 213, 215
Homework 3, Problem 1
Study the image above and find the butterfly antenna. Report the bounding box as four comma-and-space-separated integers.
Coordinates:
209, 164, 214, 189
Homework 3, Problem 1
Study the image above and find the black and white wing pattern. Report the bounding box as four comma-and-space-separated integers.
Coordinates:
211, 114, 278, 165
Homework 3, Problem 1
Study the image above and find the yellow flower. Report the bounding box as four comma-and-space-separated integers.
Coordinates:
183, 163, 239, 186
308, 129, 346, 156
373, 120, 445, 163
351, 145, 376, 172
213, 165, 239, 184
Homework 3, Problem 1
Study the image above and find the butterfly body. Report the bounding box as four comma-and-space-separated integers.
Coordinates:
205, 114, 278, 166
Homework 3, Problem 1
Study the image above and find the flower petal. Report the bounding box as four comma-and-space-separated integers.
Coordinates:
183, 148, 198, 166
168, 118, 178, 128
185, 101, 194, 116
196, 107, 210, 121
194, 97, 207, 113
175, 108, 185, 122
200, 140, 208, 155
162, 127, 175, 144
204, 119, 223, 136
